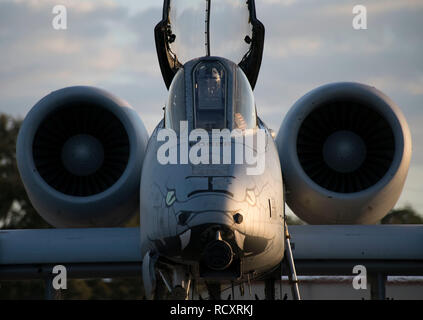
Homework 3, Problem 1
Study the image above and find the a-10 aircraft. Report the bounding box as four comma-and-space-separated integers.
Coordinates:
1, 0, 422, 300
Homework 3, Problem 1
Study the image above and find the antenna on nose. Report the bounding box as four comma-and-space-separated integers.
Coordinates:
205, 0, 211, 56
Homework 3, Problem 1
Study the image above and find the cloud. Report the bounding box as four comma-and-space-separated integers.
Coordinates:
0, 0, 164, 132
321, 0, 423, 16
261, 0, 298, 5
253, 0, 423, 128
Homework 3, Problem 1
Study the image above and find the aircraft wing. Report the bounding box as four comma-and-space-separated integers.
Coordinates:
1, 225, 423, 280
287, 225, 423, 276
0, 228, 142, 280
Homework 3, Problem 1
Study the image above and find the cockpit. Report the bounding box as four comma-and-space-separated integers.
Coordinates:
165, 58, 257, 133
194, 61, 226, 130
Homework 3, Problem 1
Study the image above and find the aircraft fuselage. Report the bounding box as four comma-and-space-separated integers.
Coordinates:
140, 117, 285, 281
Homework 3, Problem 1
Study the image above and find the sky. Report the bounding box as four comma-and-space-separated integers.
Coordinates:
0, 0, 422, 215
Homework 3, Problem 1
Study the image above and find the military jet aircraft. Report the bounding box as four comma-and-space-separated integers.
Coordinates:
2, 0, 421, 300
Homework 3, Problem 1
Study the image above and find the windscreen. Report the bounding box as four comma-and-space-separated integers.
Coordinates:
168, 0, 252, 64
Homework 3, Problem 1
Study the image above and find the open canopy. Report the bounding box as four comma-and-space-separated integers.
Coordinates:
155, 0, 264, 90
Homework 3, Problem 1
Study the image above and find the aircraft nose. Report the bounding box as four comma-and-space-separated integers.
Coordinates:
184, 224, 240, 277
202, 230, 234, 271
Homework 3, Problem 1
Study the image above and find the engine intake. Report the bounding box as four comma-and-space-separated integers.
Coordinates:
17, 86, 149, 227
297, 103, 395, 193
276, 83, 412, 224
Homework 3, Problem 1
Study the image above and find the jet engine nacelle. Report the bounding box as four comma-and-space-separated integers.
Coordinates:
276, 82, 412, 224
17, 86, 149, 227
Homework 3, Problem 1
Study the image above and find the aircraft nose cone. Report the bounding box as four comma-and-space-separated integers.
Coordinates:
61, 134, 104, 176
323, 130, 366, 173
